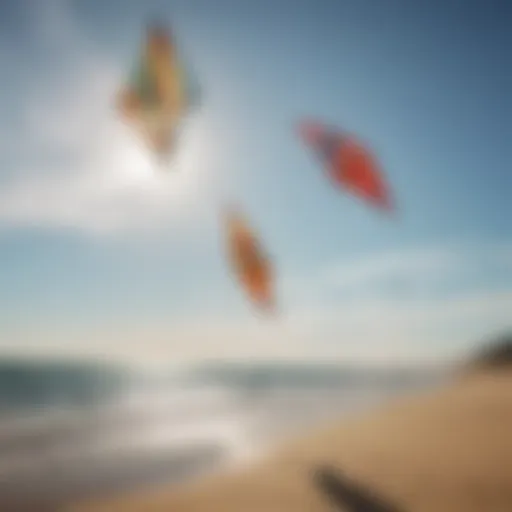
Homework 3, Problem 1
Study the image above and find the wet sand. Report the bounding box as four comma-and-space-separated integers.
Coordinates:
74, 370, 512, 512
0, 446, 226, 512
0, 383, 421, 511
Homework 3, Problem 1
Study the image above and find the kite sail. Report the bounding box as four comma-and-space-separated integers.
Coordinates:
298, 120, 394, 212
117, 23, 201, 163
224, 206, 275, 314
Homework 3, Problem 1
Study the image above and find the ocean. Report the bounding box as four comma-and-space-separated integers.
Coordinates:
0, 361, 446, 511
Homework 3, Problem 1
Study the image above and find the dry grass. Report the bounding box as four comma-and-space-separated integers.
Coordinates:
71, 371, 512, 512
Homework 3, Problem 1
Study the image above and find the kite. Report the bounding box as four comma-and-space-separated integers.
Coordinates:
116, 23, 200, 163
298, 120, 394, 212
224, 206, 275, 314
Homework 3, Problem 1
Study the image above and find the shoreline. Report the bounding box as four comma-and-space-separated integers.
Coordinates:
73, 370, 512, 512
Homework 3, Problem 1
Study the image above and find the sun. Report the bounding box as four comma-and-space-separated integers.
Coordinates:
107, 114, 215, 207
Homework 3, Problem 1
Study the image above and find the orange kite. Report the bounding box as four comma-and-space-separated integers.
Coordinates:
224, 206, 275, 314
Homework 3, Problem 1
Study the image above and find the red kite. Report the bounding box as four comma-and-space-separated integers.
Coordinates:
298, 120, 394, 212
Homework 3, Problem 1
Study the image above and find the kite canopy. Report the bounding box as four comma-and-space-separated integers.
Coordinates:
224, 206, 275, 314
298, 119, 394, 212
117, 23, 201, 163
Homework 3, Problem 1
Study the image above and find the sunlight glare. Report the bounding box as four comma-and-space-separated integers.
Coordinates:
106, 114, 215, 211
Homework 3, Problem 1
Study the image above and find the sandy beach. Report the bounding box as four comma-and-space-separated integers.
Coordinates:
73, 369, 512, 512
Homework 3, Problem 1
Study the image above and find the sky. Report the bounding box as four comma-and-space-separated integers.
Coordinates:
0, 0, 509, 369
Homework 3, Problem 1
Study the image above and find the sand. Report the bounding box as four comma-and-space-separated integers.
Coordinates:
71, 370, 512, 512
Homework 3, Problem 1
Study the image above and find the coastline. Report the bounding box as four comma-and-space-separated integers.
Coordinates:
73, 369, 512, 512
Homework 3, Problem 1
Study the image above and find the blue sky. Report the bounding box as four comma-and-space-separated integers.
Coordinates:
0, 0, 509, 368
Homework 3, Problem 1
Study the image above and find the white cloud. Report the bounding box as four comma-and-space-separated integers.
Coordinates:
3, 262, 511, 368
0, 1, 221, 235
144, 242, 510, 366
323, 247, 461, 289
1, 232, 509, 367
281, 241, 512, 303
